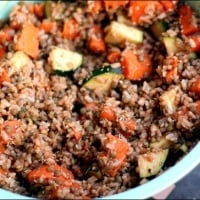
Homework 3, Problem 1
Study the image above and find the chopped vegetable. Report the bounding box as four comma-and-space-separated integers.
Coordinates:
89, 24, 104, 37
165, 67, 178, 83
121, 49, 152, 81
105, 21, 143, 45
39, 20, 55, 33
15, 23, 39, 59
107, 51, 121, 63
196, 100, 200, 114
190, 78, 200, 96
188, 33, 200, 52
100, 106, 116, 121
103, 0, 128, 11
0, 27, 13, 44
178, 4, 198, 36
99, 133, 129, 177
62, 18, 79, 40
150, 137, 171, 149
27, 4, 35, 14
0, 70, 10, 84
159, 0, 177, 12
185, 0, 200, 17
34, 3, 44, 18
10, 21, 21, 30
48, 46, 83, 74
83, 65, 123, 93
150, 21, 169, 39
0, 46, 5, 60
129, 1, 164, 25
44, 1, 52, 18
0, 142, 4, 153
117, 118, 136, 132
163, 37, 179, 56
179, 143, 188, 153
138, 149, 169, 178
27, 164, 74, 183
188, 52, 197, 59
8, 51, 32, 72
159, 86, 179, 115
117, 14, 132, 26
164, 56, 179, 83
88, 37, 106, 53
88, 25, 106, 53
117, 118, 136, 138
74, 131, 82, 141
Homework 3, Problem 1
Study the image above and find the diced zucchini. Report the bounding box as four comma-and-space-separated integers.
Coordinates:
188, 52, 197, 59
105, 21, 143, 45
185, 1, 200, 17
150, 137, 171, 149
117, 14, 132, 26
163, 37, 178, 56
8, 51, 32, 72
179, 143, 188, 153
48, 47, 83, 75
45, 1, 52, 18
150, 21, 168, 39
138, 149, 169, 178
83, 65, 123, 93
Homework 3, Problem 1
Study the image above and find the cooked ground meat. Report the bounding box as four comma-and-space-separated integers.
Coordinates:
0, 1, 199, 199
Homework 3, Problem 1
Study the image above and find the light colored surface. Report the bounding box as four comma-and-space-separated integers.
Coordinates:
153, 184, 175, 199
0, 1, 200, 199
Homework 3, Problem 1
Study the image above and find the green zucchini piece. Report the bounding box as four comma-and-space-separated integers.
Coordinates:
188, 52, 197, 59
117, 14, 132, 26
45, 1, 52, 18
105, 21, 143, 45
8, 51, 32, 72
83, 66, 123, 92
179, 143, 188, 153
163, 37, 178, 56
49, 47, 83, 74
138, 149, 169, 178
150, 21, 168, 39
150, 137, 171, 149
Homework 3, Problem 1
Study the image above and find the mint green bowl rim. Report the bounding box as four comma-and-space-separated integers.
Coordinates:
0, 1, 199, 199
